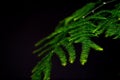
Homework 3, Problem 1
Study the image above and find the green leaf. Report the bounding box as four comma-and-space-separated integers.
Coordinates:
89, 40, 103, 51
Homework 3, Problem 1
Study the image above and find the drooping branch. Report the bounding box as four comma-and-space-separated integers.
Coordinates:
32, 0, 120, 80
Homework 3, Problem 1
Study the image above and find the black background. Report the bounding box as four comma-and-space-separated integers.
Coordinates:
1, 0, 120, 80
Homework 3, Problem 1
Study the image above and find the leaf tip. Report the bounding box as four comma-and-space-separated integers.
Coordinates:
118, 17, 120, 20
62, 63, 67, 66
80, 59, 87, 65
97, 47, 103, 51
69, 60, 74, 64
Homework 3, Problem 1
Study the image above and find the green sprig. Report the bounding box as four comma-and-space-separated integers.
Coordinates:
32, 0, 120, 80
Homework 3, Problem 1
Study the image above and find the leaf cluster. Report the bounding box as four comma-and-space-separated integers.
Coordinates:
32, 1, 120, 80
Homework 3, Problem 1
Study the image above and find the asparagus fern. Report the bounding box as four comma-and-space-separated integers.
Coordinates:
32, 0, 120, 80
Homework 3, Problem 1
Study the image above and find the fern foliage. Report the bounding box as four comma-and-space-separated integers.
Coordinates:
32, 0, 120, 80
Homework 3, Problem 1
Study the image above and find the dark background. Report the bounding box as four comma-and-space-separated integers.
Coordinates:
1, 0, 120, 80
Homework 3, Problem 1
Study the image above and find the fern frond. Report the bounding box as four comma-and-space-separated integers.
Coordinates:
92, 19, 108, 36
60, 38, 76, 63
43, 62, 51, 80
62, 2, 96, 25
53, 46, 67, 66
80, 40, 91, 65
88, 40, 103, 51
33, 33, 66, 57
32, 0, 120, 80
32, 53, 52, 80
34, 32, 58, 47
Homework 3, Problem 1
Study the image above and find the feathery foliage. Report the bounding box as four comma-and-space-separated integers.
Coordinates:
32, 0, 120, 80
